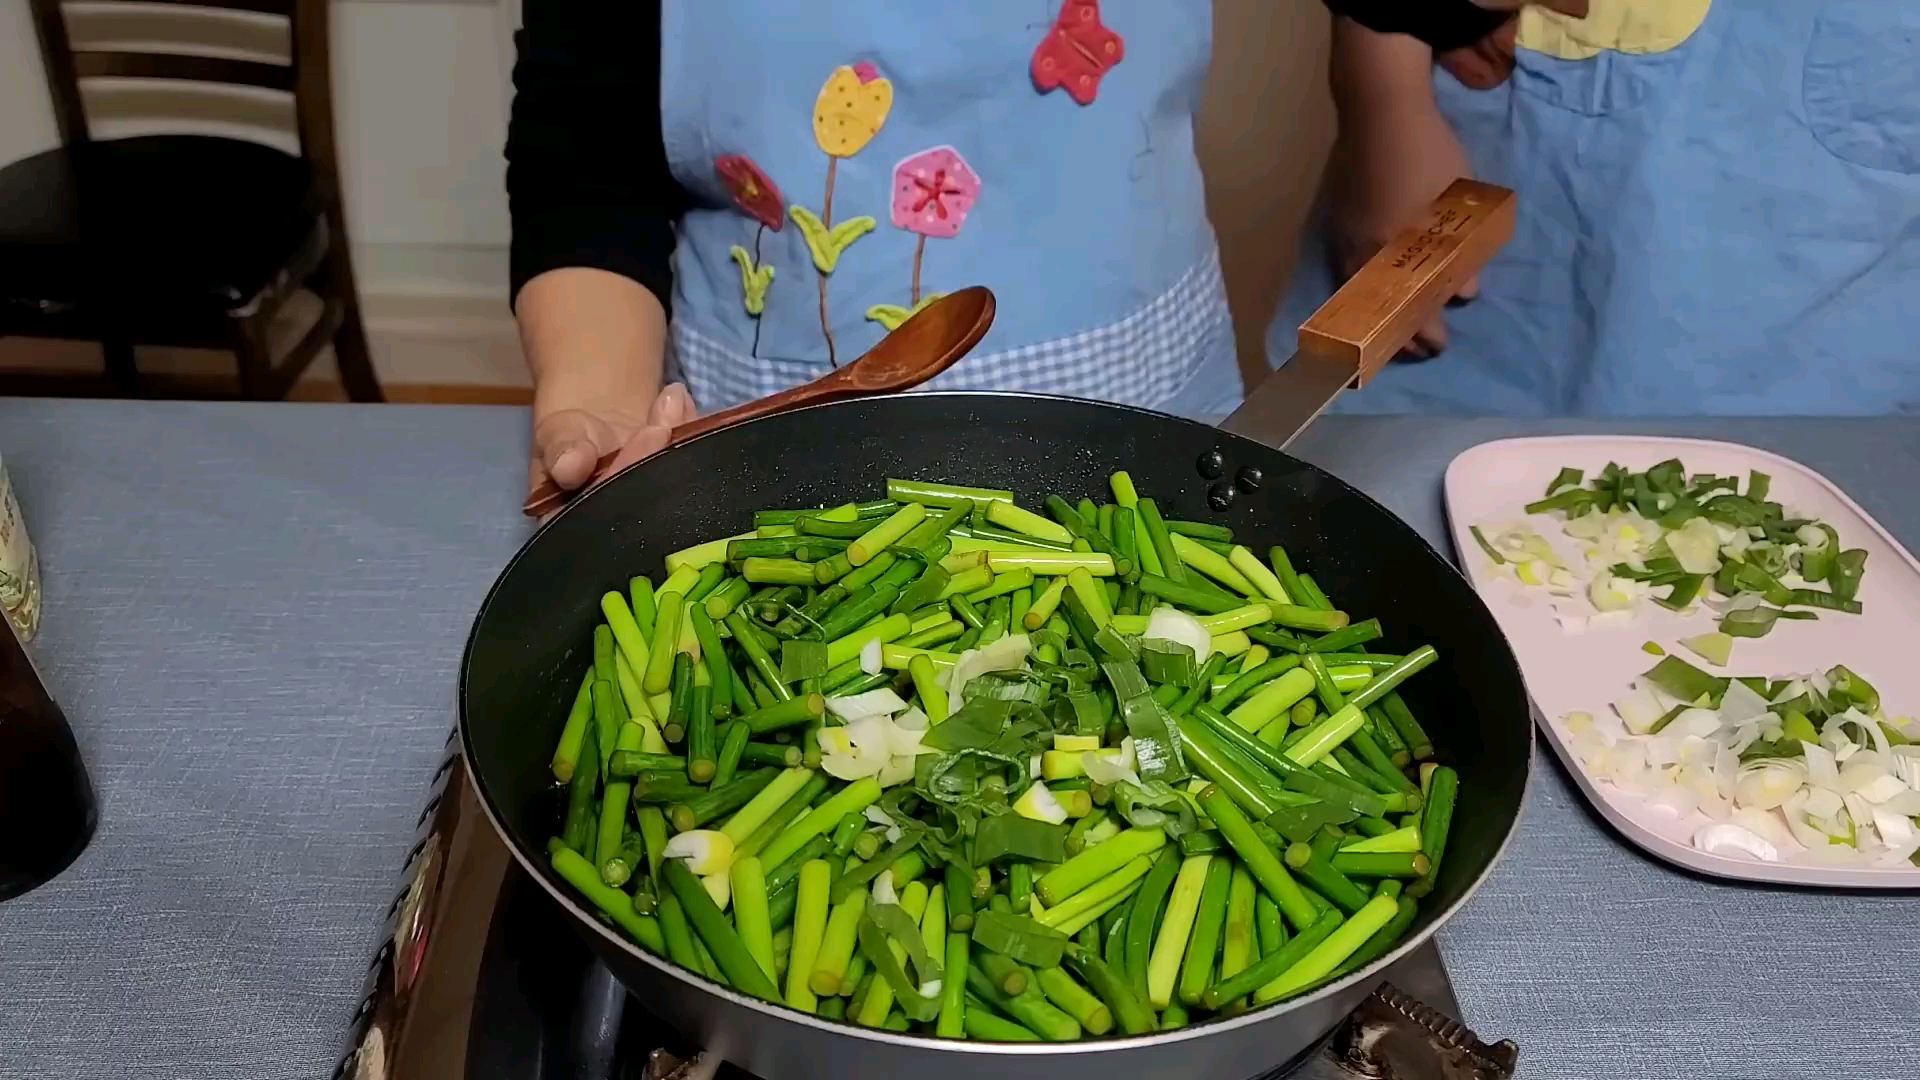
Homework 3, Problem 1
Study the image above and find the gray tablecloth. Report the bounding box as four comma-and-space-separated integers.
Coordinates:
1, 401, 1915, 1080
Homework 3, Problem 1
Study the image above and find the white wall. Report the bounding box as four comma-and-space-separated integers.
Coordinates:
0, 0, 61, 159
333, 0, 515, 298
0, 0, 1330, 389
0, 0, 518, 302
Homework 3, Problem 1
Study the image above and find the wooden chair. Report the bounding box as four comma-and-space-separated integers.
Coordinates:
0, 0, 382, 401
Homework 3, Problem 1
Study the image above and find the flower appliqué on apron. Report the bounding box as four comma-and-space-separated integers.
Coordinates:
867, 146, 982, 331
716, 155, 784, 355
1517, 0, 1712, 60
792, 62, 892, 364
1031, 0, 1125, 105
703, 9, 1130, 363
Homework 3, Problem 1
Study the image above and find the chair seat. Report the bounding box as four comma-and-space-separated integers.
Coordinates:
0, 135, 320, 322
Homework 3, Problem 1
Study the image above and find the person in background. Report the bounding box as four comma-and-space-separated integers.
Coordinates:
1277, 0, 1920, 416
510, 1, 1246, 502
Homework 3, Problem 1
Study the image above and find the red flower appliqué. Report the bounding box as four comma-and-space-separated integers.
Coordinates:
1032, 0, 1125, 106
715, 154, 785, 231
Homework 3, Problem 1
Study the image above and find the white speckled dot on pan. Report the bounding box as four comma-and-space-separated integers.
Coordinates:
1444, 435, 1920, 889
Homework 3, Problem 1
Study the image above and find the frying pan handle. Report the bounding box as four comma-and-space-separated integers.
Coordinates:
1299, 178, 1516, 385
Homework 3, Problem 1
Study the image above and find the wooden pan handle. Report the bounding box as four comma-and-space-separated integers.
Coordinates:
1299, 178, 1516, 385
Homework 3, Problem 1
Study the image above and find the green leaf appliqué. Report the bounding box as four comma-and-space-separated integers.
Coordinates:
789, 206, 876, 274
728, 245, 775, 316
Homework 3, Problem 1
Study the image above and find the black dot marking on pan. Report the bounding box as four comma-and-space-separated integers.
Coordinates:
1236, 465, 1264, 491
1208, 482, 1237, 511
1197, 449, 1225, 479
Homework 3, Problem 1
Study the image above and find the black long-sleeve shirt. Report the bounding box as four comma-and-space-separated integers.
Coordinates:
505, 0, 685, 311
1332, 0, 1507, 52
505, 0, 1500, 310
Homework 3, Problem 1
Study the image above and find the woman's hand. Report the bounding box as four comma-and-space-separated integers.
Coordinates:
529, 382, 697, 505
1325, 5, 1590, 359
1326, 19, 1477, 358
517, 267, 688, 512
1440, 1, 1587, 89
1328, 107, 1476, 359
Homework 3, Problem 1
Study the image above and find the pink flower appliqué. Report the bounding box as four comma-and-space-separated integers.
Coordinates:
889, 146, 982, 241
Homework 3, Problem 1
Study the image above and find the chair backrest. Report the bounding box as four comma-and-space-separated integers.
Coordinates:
26, 0, 345, 203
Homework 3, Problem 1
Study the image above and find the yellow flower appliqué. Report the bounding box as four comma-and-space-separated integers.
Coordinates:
813, 63, 894, 158
1518, 0, 1713, 60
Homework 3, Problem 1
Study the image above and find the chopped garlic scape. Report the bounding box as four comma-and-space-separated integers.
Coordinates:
1079, 816, 1122, 849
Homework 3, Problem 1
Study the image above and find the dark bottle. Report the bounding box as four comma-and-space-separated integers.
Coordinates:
1, 617, 96, 901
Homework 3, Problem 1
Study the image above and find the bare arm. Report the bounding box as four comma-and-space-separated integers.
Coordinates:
1321, 2, 1585, 356
1328, 13, 1443, 164
507, 0, 691, 500
1324, 15, 1473, 357
517, 268, 676, 492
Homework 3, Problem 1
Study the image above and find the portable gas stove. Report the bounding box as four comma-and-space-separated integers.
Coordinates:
334, 751, 1516, 1080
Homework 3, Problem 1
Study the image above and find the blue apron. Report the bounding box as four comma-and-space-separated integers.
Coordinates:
659, 0, 1243, 417
1271, 0, 1920, 416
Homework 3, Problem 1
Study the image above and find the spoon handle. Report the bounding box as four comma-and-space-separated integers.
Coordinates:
662, 367, 860, 446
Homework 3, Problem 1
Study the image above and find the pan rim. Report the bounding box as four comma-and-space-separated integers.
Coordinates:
458, 390, 1535, 1055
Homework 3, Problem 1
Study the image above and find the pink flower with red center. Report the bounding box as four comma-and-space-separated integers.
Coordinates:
714, 154, 785, 231
889, 146, 982, 240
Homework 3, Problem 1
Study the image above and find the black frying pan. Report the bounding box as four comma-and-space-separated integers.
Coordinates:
459, 392, 1532, 1080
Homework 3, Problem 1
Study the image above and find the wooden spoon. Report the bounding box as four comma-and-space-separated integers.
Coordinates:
522, 286, 996, 518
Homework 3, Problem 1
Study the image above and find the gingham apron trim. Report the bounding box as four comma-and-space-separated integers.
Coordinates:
671, 248, 1231, 412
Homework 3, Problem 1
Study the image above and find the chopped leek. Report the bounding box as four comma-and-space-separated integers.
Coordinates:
1679, 632, 1733, 667
1486, 458, 1868, 637
1571, 660, 1920, 870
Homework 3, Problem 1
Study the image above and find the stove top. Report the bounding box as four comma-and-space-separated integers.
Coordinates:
336, 755, 1516, 1080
